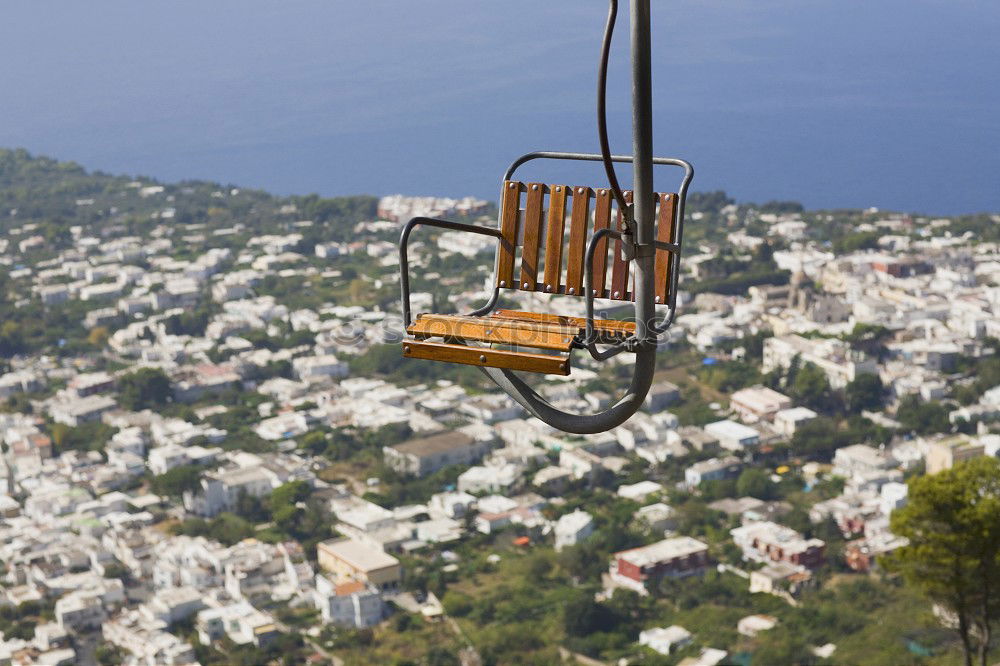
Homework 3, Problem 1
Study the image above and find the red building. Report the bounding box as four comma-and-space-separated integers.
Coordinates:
610, 537, 710, 593
731, 521, 826, 569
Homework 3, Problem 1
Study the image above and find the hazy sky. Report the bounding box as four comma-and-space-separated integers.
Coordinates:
1, 1, 997, 214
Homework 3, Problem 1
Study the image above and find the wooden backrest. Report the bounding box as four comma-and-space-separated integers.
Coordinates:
495, 180, 679, 304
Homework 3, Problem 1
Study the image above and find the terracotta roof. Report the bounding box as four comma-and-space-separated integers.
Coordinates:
335, 580, 366, 596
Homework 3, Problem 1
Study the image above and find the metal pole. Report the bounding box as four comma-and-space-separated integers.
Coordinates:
630, 0, 655, 345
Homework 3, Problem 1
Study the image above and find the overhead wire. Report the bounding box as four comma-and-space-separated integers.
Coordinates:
597, 0, 630, 218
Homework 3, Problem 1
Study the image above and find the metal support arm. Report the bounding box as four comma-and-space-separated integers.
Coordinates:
398, 216, 502, 328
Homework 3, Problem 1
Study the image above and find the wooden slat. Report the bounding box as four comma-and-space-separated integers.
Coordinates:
610, 190, 633, 300
411, 313, 579, 336
496, 181, 522, 289
564, 186, 590, 296
519, 183, 545, 291
542, 184, 568, 294
403, 340, 570, 376
591, 188, 613, 298
408, 314, 575, 351
492, 309, 636, 336
655, 192, 679, 305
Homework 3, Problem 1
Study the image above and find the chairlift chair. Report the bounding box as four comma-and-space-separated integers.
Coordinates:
397, 1, 693, 434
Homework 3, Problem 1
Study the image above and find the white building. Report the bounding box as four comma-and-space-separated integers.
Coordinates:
763, 334, 878, 389
103, 609, 197, 665
457, 464, 523, 494
428, 491, 477, 519
49, 395, 117, 426
314, 575, 384, 627
554, 510, 595, 551
880, 481, 909, 515
773, 407, 818, 436
635, 503, 677, 533
141, 586, 205, 625
196, 601, 280, 648
184, 466, 283, 517
704, 420, 760, 452
737, 614, 778, 637
292, 354, 349, 381
729, 386, 792, 423
639, 625, 692, 655
617, 480, 664, 503
684, 456, 742, 487
832, 444, 894, 479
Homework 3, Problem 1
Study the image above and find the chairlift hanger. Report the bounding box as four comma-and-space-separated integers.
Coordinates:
398, 0, 693, 434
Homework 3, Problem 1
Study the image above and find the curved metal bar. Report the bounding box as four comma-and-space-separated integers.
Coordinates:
652, 157, 694, 334
584, 226, 626, 346
469, 288, 502, 318
481, 346, 654, 434
504, 152, 692, 191
398, 216, 503, 327
586, 340, 630, 361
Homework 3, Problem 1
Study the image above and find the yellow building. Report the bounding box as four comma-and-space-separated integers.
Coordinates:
925, 435, 984, 474
317, 538, 402, 592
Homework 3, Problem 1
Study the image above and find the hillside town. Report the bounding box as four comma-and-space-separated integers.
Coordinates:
0, 150, 999, 664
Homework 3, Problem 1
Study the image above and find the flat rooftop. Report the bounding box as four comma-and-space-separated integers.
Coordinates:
390, 431, 475, 458
617, 536, 708, 567
319, 538, 399, 572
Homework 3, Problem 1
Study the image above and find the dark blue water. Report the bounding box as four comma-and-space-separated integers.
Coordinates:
1, 1, 997, 214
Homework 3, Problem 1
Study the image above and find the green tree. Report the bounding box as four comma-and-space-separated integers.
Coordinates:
790, 362, 833, 411
887, 457, 1000, 666
49, 423, 71, 449
95, 643, 124, 666
118, 367, 172, 410
699, 361, 760, 392
270, 480, 311, 509
736, 468, 775, 500
791, 416, 843, 460
87, 326, 110, 347
843, 322, 892, 356
833, 230, 880, 254
845, 373, 884, 414
562, 592, 617, 637
48, 421, 116, 454
207, 513, 255, 545
266, 480, 331, 548
441, 590, 473, 617
896, 394, 950, 435
750, 633, 815, 665
172, 513, 255, 546
150, 464, 203, 497
426, 647, 460, 666
0, 320, 24, 356
299, 430, 327, 455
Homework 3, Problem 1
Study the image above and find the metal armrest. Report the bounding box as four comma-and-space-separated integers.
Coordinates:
398, 216, 503, 327
582, 227, 630, 359
581, 231, 682, 355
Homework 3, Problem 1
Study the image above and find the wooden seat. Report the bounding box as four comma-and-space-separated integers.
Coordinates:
492, 310, 635, 338
402, 179, 679, 375
404, 310, 639, 375
403, 340, 572, 376
408, 313, 577, 351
